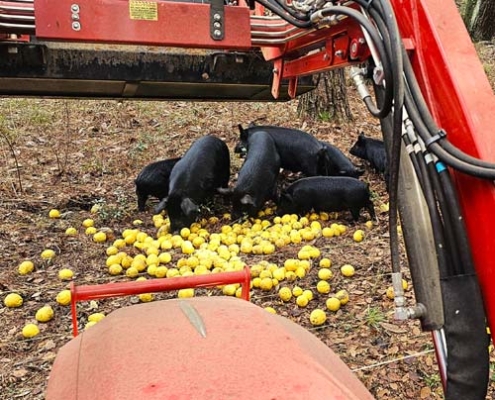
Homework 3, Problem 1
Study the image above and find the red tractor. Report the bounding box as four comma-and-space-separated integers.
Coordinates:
2, 0, 495, 398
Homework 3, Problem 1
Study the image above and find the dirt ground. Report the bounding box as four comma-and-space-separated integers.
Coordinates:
1, 43, 495, 400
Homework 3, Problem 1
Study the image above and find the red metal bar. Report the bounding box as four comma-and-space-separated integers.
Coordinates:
70, 266, 251, 336
391, 0, 495, 329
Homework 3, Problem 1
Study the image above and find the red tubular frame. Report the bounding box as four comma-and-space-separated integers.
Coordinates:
69, 266, 251, 336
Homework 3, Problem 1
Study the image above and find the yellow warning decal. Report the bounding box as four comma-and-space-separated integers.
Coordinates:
129, 1, 158, 21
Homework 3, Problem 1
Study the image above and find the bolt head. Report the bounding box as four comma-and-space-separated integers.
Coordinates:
71, 4, 79, 12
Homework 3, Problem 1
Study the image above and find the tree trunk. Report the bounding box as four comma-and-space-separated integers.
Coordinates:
297, 69, 352, 121
463, 0, 495, 41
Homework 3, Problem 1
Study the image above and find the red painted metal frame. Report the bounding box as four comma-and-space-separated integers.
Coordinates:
391, 0, 495, 329
69, 266, 251, 336
34, 0, 252, 49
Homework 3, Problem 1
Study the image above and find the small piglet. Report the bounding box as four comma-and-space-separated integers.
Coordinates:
135, 157, 181, 211
234, 124, 329, 176
349, 132, 388, 176
220, 130, 280, 219
155, 135, 230, 232
277, 176, 375, 221
319, 140, 363, 178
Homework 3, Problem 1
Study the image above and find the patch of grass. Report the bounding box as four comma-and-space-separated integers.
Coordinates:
365, 306, 386, 329
423, 372, 441, 389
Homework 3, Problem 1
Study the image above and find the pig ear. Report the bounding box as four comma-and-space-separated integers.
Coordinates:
154, 197, 168, 215
238, 124, 248, 141
181, 198, 199, 217
359, 132, 365, 140
240, 194, 255, 206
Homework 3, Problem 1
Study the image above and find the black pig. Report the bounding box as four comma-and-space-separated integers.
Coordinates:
349, 132, 388, 176
135, 157, 181, 211
277, 176, 375, 221
319, 140, 363, 178
235, 124, 330, 176
220, 130, 280, 219
155, 135, 230, 231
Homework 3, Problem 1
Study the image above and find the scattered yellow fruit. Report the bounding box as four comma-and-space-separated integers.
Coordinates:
259, 277, 274, 291
402, 279, 409, 290
35, 305, 54, 323
41, 249, 56, 260
353, 230, 365, 243
88, 312, 105, 323
365, 220, 373, 229
335, 289, 350, 305
93, 231, 107, 243
18, 260, 35, 275
326, 297, 341, 312
292, 286, 303, 297
126, 267, 139, 278
316, 280, 331, 294
56, 290, 72, 306
322, 227, 334, 238
133, 219, 143, 226
82, 218, 95, 228
222, 284, 238, 296
340, 264, 355, 277
4, 293, 23, 308
264, 307, 277, 314
318, 268, 333, 281
58, 268, 74, 281
108, 264, 123, 276
65, 227, 78, 236
380, 203, 389, 212
296, 295, 309, 307
85, 321, 97, 330
48, 209, 61, 218
178, 289, 195, 298
302, 289, 314, 301
22, 323, 40, 338
85, 227, 97, 235
278, 287, 292, 302
386, 286, 395, 299
138, 293, 154, 302
310, 309, 327, 326
319, 258, 331, 268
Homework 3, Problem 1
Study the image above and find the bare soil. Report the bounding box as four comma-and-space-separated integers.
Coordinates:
1, 41, 495, 399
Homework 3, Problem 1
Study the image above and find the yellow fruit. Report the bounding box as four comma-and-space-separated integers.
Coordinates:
252, 277, 262, 288
49, 209, 61, 218
272, 268, 286, 281
296, 295, 309, 307
259, 277, 274, 291
155, 266, 168, 278
108, 264, 123, 275
178, 289, 195, 298
223, 284, 238, 296
138, 293, 154, 302
310, 309, 327, 326
126, 267, 139, 278
264, 307, 277, 314
380, 203, 389, 212
319, 258, 331, 268
82, 218, 95, 228
181, 241, 195, 255
58, 268, 74, 281
85, 226, 97, 235
93, 231, 107, 243
65, 227, 78, 236
106, 246, 118, 256
322, 227, 334, 238
279, 287, 292, 302
353, 230, 365, 243
180, 227, 191, 239
4, 293, 23, 308
35, 305, 54, 322
18, 261, 35, 275
88, 312, 105, 322
365, 220, 373, 229
402, 279, 409, 290
41, 249, 56, 260
56, 290, 72, 306
326, 297, 341, 312
386, 286, 395, 299
341, 264, 355, 277
133, 219, 143, 226
318, 268, 333, 281
316, 280, 331, 294
295, 267, 306, 279
302, 289, 314, 301
335, 289, 350, 305
292, 286, 303, 297
85, 321, 97, 330
90, 204, 101, 213
22, 323, 40, 338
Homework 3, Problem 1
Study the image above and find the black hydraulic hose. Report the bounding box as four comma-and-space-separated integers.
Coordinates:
402, 132, 427, 194
268, 0, 310, 21
313, 5, 393, 119
254, 0, 313, 28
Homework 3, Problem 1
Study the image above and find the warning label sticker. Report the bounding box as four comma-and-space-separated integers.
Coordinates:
129, 1, 158, 21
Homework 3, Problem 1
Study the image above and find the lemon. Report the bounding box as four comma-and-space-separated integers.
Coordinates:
85, 227, 97, 235
85, 321, 97, 330
316, 280, 331, 294
264, 307, 277, 314
386, 286, 395, 299
326, 297, 341, 311
259, 277, 274, 291
402, 279, 409, 290
296, 295, 309, 307
341, 264, 355, 277
279, 287, 292, 302
49, 209, 61, 218
41, 249, 56, 260
126, 267, 139, 278
318, 268, 333, 281
90, 204, 101, 213
22, 323, 40, 338
252, 277, 262, 288
133, 219, 143, 226
295, 267, 306, 279
88, 313, 105, 322
178, 289, 195, 298
56, 290, 72, 306
58, 268, 74, 281
319, 258, 331, 268
65, 227, 78, 236
310, 309, 327, 326
18, 261, 35, 275
155, 266, 168, 278
353, 230, 365, 243
292, 286, 302, 297
335, 289, 350, 305
380, 203, 389, 212
272, 268, 286, 281
302, 289, 314, 301
108, 264, 123, 275
4, 293, 23, 308
82, 218, 95, 228
138, 293, 154, 302
223, 284, 238, 296
365, 220, 373, 229
35, 305, 54, 322
322, 227, 334, 238
93, 231, 107, 243
285, 271, 297, 282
